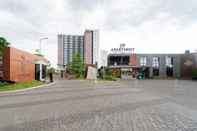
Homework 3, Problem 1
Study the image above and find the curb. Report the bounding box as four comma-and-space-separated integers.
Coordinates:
0, 82, 56, 94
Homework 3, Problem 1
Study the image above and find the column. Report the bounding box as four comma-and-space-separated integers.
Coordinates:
39, 64, 42, 81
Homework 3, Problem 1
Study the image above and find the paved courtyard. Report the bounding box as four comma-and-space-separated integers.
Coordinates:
0, 80, 197, 131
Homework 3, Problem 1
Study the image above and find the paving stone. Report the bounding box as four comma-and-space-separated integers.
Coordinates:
0, 80, 197, 131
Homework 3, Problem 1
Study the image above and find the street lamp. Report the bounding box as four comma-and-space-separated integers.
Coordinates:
39, 37, 48, 55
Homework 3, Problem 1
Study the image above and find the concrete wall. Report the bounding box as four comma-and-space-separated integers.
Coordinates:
84, 30, 93, 64
93, 30, 99, 65
57, 35, 64, 68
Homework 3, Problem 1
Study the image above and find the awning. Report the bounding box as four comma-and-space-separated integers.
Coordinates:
33, 60, 50, 66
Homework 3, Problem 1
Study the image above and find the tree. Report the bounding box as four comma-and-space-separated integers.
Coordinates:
67, 53, 85, 78
0, 37, 10, 56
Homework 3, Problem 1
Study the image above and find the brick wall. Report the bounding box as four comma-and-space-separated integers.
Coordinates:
130, 54, 137, 66
2, 47, 47, 83
0, 55, 3, 79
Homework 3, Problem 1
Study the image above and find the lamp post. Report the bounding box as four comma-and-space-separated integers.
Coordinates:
38, 37, 48, 81
39, 37, 48, 55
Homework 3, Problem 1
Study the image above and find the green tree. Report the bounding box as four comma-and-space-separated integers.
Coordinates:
0, 37, 10, 56
67, 53, 85, 78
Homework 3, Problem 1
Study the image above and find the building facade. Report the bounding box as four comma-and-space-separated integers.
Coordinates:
84, 30, 93, 65
0, 47, 49, 83
84, 30, 99, 65
180, 53, 197, 78
98, 50, 108, 68
57, 34, 84, 69
58, 30, 99, 69
108, 45, 197, 79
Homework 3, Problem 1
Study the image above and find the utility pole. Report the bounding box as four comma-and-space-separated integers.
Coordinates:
39, 37, 48, 55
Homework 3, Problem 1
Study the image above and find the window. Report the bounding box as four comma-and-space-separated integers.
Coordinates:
166, 56, 174, 77
152, 57, 159, 68
166, 56, 173, 67
140, 57, 147, 66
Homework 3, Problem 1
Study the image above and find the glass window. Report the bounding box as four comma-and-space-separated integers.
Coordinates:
152, 57, 159, 68
140, 57, 147, 66
166, 56, 173, 67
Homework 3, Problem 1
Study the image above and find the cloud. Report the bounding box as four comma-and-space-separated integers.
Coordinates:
104, 0, 197, 30
0, 0, 29, 15
0, 0, 197, 67
67, 0, 111, 12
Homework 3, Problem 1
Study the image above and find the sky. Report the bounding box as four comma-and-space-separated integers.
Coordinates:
0, 0, 197, 67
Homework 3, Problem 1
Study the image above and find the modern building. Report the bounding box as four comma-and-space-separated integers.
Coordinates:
84, 30, 93, 65
57, 34, 84, 69
98, 50, 108, 68
57, 30, 99, 69
84, 30, 99, 65
108, 44, 197, 79
0, 47, 49, 83
180, 52, 197, 78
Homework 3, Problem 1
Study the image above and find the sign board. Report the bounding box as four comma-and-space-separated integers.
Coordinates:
111, 44, 134, 54
184, 60, 193, 67
86, 66, 97, 80
121, 68, 133, 72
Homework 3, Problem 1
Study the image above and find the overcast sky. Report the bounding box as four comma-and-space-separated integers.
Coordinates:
0, 0, 197, 67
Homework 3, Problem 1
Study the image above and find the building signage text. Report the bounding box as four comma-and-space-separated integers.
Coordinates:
111, 44, 134, 54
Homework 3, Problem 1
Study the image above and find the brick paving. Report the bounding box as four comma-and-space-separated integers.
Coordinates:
0, 80, 197, 131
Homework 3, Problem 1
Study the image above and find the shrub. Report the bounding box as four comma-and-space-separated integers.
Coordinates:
103, 75, 117, 81
192, 68, 197, 80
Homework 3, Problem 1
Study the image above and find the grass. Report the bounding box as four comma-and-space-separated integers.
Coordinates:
102, 75, 118, 81
0, 81, 44, 92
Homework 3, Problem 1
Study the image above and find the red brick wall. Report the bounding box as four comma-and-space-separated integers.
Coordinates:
2, 48, 10, 81
0, 55, 3, 78
130, 54, 137, 66
2, 47, 47, 83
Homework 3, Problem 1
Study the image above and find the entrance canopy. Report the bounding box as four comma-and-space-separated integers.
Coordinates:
33, 60, 50, 66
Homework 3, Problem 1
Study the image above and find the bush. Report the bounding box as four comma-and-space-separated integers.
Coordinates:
192, 68, 197, 80
103, 75, 117, 81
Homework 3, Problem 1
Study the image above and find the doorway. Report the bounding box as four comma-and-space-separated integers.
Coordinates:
166, 67, 173, 77
35, 64, 40, 81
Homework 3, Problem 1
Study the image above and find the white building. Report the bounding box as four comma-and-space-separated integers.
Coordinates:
98, 50, 108, 68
